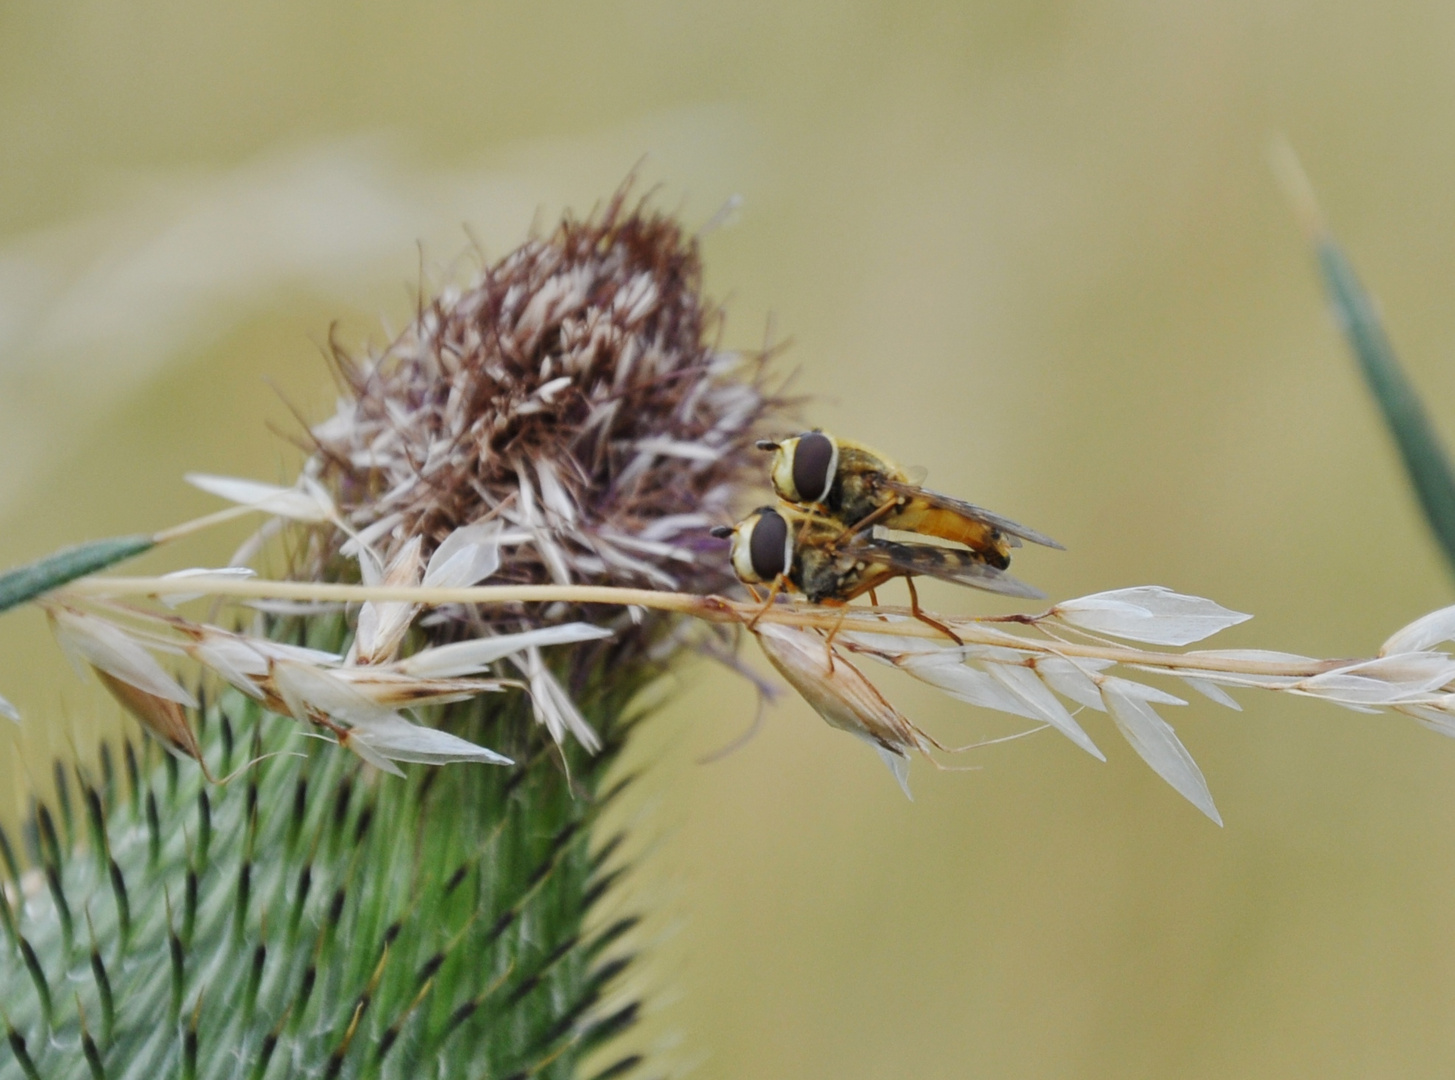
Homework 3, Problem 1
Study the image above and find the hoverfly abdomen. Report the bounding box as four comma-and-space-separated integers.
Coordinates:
892, 504, 1012, 568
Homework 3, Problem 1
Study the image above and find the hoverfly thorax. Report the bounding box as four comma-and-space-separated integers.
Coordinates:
765, 431, 838, 506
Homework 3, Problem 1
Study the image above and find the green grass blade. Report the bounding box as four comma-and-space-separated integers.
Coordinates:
1314, 234, 1455, 574
0, 536, 156, 616
1273, 138, 1455, 576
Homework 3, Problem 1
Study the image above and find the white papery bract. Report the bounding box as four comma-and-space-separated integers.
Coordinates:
424, 520, 503, 589
898, 653, 1039, 719
756, 622, 929, 798
514, 646, 603, 753
47, 561, 1455, 819
185, 473, 337, 524
1053, 587, 1251, 646
1100, 678, 1220, 825
258, 621, 611, 762
354, 536, 425, 665
354, 522, 508, 667
41, 593, 614, 774
888, 650, 1105, 761
1294, 653, 1455, 706
271, 659, 513, 775
349, 715, 514, 770
187, 634, 272, 698
1033, 656, 1114, 712
396, 624, 613, 679
159, 567, 258, 608
985, 664, 1105, 761
50, 607, 197, 708
1180, 677, 1242, 711
1405, 703, 1455, 738
1380, 603, 1455, 656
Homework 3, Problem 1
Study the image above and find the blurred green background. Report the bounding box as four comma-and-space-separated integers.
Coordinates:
5, 2, 1455, 1076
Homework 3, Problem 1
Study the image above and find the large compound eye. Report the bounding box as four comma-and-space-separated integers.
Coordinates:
791, 431, 837, 505
749, 508, 791, 581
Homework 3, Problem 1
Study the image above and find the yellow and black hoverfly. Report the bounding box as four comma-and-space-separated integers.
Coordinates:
710, 505, 1041, 638
755, 431, 1063, 568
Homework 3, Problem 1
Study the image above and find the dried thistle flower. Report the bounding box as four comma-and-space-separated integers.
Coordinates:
0, 181, 789, 784
305, 188, 778, 634
0, 185, 784, 1080
35, 187, 785, 772
195, 185, 780, 758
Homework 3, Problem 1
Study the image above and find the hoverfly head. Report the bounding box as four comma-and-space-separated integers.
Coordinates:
769, 430, 838, 507
728, 507, 792, 585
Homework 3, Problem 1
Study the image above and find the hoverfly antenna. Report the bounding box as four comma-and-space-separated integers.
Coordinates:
709, 525, 734, 539
755, 439, 780, 452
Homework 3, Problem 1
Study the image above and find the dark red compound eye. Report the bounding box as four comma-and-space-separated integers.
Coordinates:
748, 509, 790, 581
792, 431, 835, 504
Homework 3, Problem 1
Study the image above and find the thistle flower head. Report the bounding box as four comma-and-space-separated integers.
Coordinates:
20, 190, 787, 772
305, 187, 781, 656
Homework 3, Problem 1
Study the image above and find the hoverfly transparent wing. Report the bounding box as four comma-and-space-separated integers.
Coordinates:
879, 479, 1065, 550
852, 538, 1046, 599
902, 464, 929, 486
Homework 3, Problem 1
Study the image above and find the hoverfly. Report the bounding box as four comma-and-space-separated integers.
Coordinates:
710, 505, 1041, 640
755, 431, 1063, 567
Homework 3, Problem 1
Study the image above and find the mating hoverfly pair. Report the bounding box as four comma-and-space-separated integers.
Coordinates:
710, 431, 1063, 638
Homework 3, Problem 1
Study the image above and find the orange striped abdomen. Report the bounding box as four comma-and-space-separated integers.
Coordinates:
886, 503, 1011, 567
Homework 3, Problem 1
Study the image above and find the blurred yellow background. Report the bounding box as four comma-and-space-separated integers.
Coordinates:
5, 2, 1455, 1076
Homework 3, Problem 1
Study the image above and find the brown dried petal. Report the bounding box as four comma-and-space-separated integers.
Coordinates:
754, 623, 928, 759
96, 668, 204, 765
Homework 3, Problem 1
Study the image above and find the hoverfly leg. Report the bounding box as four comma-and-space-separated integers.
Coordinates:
821, 603, 850, 673
905, 577, 963, 645
795, 512, 819, 548
867, 587, 891, 626
746, 575, 785, 631
831, 497, 897, 545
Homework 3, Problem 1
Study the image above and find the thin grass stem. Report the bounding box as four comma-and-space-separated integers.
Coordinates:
59, 575, 1356, 680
